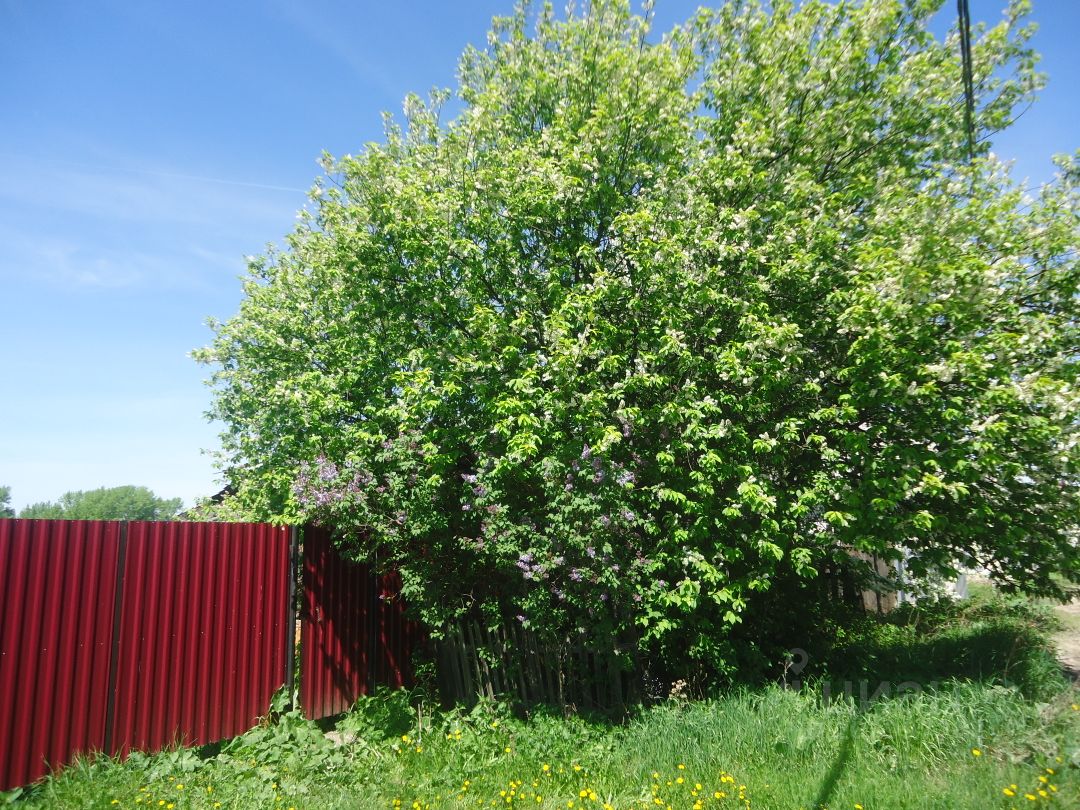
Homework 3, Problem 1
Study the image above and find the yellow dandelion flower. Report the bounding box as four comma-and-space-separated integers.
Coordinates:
1004, 789, 1016, 797
504, 746, 512, 753
542, 764, 551, 772
855, 805, 863, 810
971, 748, 982, 757
1025, 794, 1037, 801
677, 764, 686, 770
1039, 775, 1048, 783
1049, 785, 1058, 793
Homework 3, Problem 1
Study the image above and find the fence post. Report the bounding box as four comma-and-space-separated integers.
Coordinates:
102, 521, 129, 756
284, 525, 300, 712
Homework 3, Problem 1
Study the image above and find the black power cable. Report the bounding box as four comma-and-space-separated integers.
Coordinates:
957, 0, 976, 162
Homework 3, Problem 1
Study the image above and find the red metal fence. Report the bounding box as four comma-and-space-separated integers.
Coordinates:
0, 520, 120, 793
299, 526, 418, 720
107, 521, 292, 757
0, 519, 415, 792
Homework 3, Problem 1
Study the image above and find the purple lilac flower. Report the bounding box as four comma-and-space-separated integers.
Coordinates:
317, 457, 338, 482
617, 470, 635, 486
599, 515, 611, 527
586, 547, 596, 558
565, 482, 574, 492
462, 503, 471, 511
600, 593, 608, 602
461, 473, 478, 483
570, 569, 583, 582
581, 444, 592, 460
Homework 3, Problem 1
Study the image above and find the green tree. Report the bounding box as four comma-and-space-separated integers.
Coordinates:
196, 0, 1078, 677
0, 486, 13, 518
18, 486, 183, 521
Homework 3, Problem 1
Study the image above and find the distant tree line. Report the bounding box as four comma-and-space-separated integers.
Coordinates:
0, 485, 182, 521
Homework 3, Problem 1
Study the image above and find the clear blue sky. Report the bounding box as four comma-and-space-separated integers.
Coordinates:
1, 0, 1077, 512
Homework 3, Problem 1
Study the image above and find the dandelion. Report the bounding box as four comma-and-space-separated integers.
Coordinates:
971, 748, 982, 756
1004, 788, 1016, 796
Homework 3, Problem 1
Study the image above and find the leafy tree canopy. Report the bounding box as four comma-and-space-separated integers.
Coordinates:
197, 0, 1078, 676
0, 486, 13, 518
18, 486, 183, 521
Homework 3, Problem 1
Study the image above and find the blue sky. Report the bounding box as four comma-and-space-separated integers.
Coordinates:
1, 0, 1077, 512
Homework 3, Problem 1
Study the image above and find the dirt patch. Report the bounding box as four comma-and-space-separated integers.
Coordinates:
1053, 600, 1080, 682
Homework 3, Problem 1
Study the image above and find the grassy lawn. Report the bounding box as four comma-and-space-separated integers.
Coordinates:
5, 594, 1078, 810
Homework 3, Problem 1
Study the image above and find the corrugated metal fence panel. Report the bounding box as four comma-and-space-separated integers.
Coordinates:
373, 569, 418, 690
108, 522, 290, 756
299, 526, 417, 721
0, 520, 121, 791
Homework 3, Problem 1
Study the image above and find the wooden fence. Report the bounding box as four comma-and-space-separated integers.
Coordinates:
436, 620, 638, 712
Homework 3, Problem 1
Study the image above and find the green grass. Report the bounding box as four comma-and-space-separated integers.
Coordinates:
5, 591, 1079, 810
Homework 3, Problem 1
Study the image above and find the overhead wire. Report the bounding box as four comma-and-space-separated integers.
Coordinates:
957, 0, 976, 162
